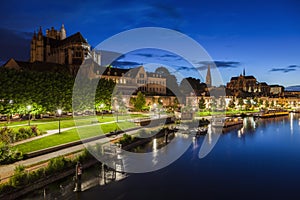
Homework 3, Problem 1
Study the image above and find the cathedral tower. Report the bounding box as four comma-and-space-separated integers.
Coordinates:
206, 64, 212, 87
60, 24, 66, 40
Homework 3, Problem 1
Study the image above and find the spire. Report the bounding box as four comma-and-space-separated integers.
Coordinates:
33, 30, 36, 39
206, 64, 212, 87
243, 68, 245, 76
38, 26, 42, 34
60, 23, 66, 40
37, 26, 43, 40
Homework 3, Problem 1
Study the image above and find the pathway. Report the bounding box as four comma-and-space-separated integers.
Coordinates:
0, 127, 145, 183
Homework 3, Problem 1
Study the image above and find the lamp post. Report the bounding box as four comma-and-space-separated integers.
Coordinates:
100, 103, 104, 119
153, 103, 157, 118
57, 109, 62, 134
192, 107, 196, 119
27, 105, 31, 126
116, 105, 119, 122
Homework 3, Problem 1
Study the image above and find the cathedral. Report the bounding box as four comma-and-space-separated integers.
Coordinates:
30, 24, 100, 66
3, 24, 101, 75
226, 69, 270, 97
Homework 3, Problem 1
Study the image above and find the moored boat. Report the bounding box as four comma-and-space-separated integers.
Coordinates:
211, 117, 243, 128
256, 109, 289, 118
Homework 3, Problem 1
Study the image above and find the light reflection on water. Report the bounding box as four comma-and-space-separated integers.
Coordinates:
21, 113, 300, 200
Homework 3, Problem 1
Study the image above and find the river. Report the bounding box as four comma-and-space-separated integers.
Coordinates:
22, 113, 300, 199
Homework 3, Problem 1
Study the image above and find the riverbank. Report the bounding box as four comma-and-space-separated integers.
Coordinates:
0, 125, 177, 199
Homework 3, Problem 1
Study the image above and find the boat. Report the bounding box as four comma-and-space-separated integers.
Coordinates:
255, 109, 289, 118
197, 127, 208, 135
211, 117, 243, 128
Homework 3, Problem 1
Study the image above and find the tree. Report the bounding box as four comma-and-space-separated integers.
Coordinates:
179, 77, 206, 96
270, 100, 274, 108
228, 99, 236, 109
198, 97, 206, 110
133, 91, 146, 111
210, 97, 217, 111
258, 99, 264, 108
238, 98, 244, 110
219, 96, 226, 110
245, 99, 252, 110
265, 100, 269, 108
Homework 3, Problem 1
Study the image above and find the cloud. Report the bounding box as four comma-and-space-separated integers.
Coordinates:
195, 61, 240, 70
111, 60, 142, 68
134, 52, 183, 61
173, 66, 198, 73
269, 65, 300, 73
134, 53, 154, 58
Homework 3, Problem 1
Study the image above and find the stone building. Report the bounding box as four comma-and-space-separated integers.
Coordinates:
30, 25, 99, 66
226, 69, 270, 97
4, 25, 101, 76
96, 66, 167, 95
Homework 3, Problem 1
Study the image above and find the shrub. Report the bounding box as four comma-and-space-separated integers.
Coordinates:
9, 165, 28, 187
0, 142, 23, 164
76, 148, 92, 162
45, 156, 71, 175
0, 127, 16, 143
0, 183, 15, 194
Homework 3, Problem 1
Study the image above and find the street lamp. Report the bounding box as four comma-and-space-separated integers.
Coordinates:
116, 105, 119, 122
57, 109, 62, 134
153, 103, 157, 118
100, 103, 104, 119
27, 105, 31, 126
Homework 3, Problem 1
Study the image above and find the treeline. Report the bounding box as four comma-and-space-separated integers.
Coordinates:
0, 68, 115, 116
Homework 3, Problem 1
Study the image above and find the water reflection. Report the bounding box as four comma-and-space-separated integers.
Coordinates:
20, 114, 300, 200
152, 138, 158, 165
290, 112, 294, 135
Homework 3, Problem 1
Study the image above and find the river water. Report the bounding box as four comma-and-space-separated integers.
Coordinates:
22, 113, 300, 199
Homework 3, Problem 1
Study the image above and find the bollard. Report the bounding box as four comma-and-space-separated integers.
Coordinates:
74, 162, 82, 192
165, 129, 168, 144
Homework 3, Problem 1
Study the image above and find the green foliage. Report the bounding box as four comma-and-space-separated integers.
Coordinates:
0, 126, 44, 144
118, 134, 138, 146
219, 97, 226, 109
9, 165, 27, 187
0, 149, 92, 195
0, 68, 115, 115
46, 156, 72, 175
0, 141, 23, 164
198, 96, 206, 110
133, 91, 146, 111
245, 99, 252, 110
238, 98, 244, 110
210, 98, 217, 111
265, 100, 269, 108
228, 99, 236, 109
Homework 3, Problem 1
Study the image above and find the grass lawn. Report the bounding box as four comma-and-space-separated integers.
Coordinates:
1, 113, 148, 132
13, 121, 137, 154
197, 110, 259, 116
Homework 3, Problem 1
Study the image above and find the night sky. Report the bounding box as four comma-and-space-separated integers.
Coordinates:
0, 0, 299, 87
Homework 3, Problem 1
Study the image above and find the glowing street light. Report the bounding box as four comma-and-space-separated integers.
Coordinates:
57, 109, 62, 134
27, 105, 31, 126
100, 103, 104, 119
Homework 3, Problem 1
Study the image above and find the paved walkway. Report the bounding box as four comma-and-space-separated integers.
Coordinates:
0, 126, 152, 183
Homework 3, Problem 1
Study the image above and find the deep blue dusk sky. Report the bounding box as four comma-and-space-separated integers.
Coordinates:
0, 0, 299, 86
